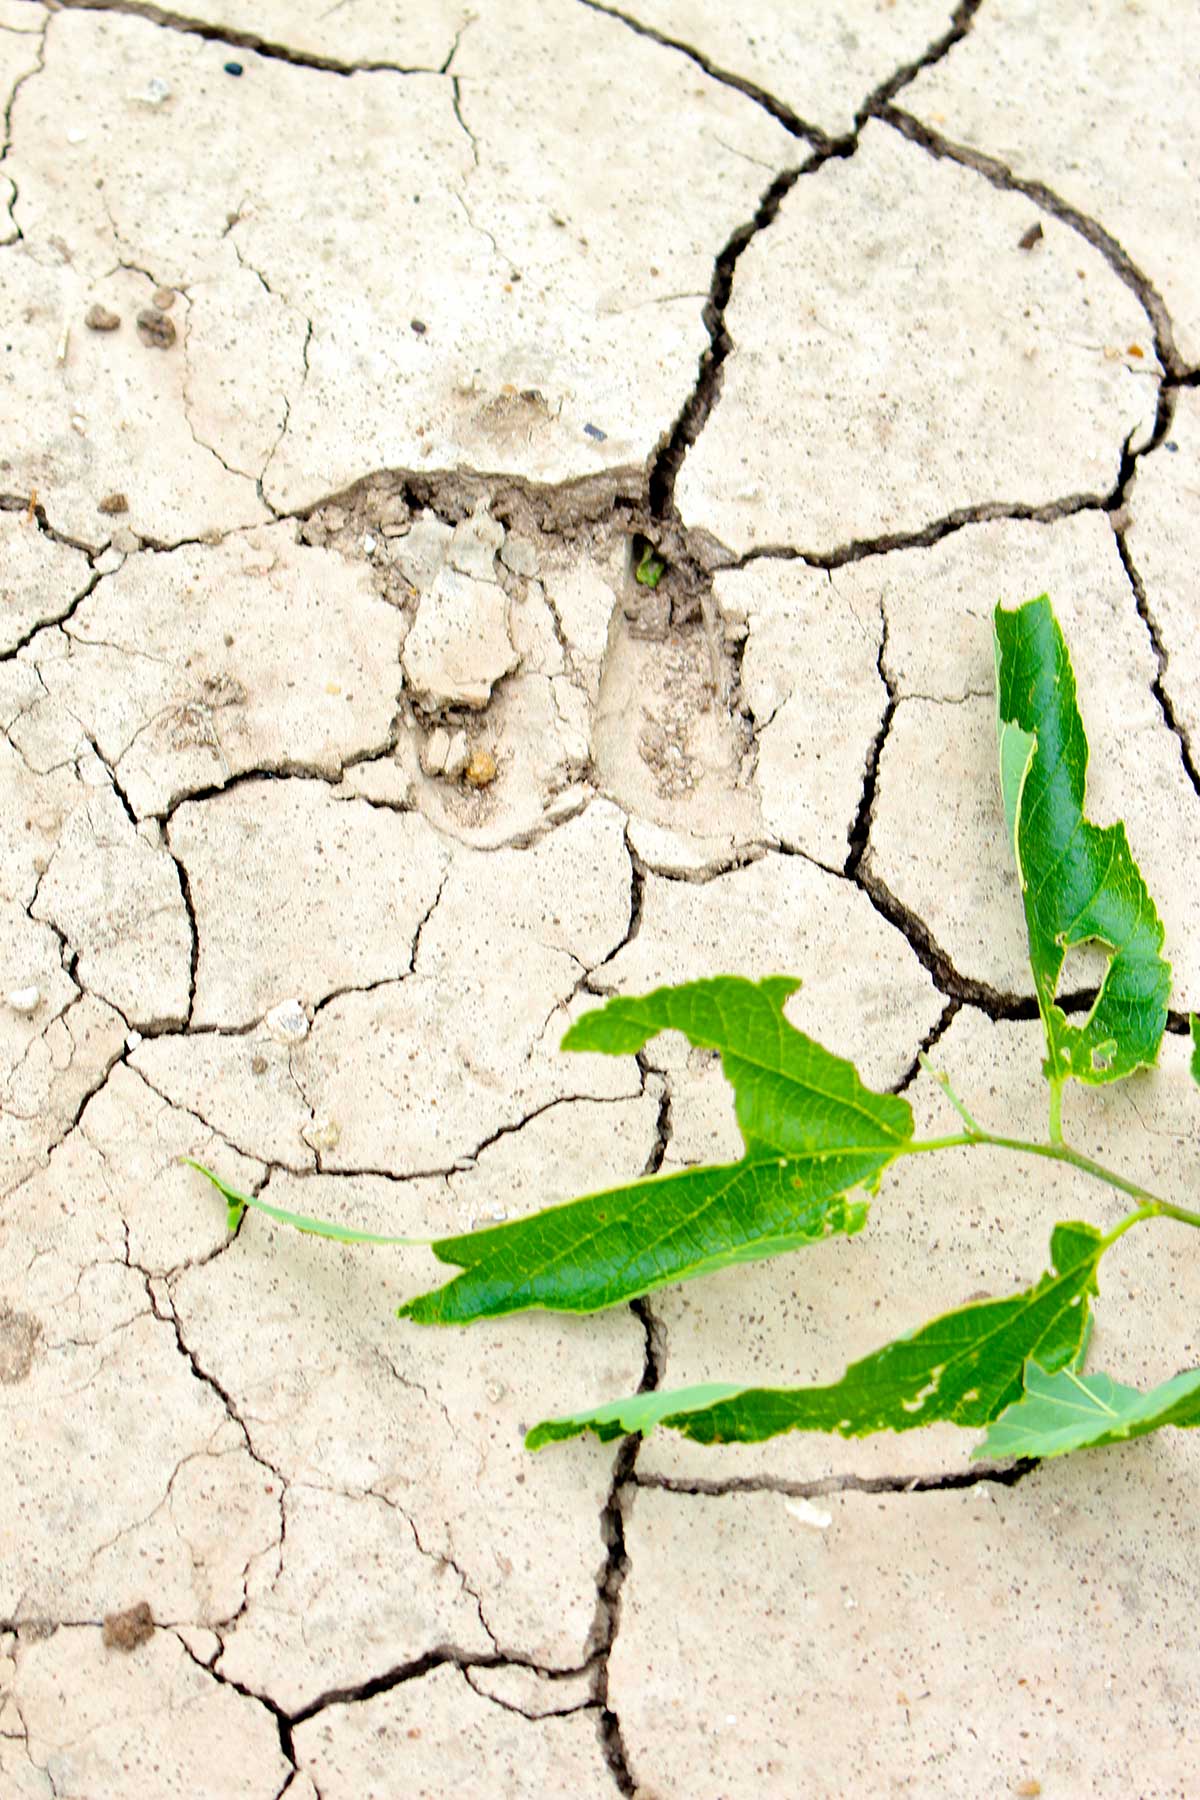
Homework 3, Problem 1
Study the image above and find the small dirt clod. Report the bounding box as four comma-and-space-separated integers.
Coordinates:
84, 303, 120, 331
136, 308, 177, 349
465, 748, 497, 788
102, 1602, 154, 1653
98, 492, 129, 515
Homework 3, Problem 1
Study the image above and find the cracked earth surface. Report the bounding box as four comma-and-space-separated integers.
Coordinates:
1, 1, 1198, 1794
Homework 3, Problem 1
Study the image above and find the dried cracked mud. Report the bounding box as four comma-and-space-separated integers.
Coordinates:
1, 2, 1198, 1795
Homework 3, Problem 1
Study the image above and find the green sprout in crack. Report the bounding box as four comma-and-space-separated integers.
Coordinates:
634, 540, 666, 588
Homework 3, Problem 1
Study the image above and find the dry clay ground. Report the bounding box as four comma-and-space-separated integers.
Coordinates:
1, 1, 1199, 1795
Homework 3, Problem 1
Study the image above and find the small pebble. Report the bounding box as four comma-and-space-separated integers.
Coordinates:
465, 748, 497, 789
224, 61, 243, 77
152, 287, 175, 310
264, 998, 309, 1045
411, 319, 427, 335
126, 1029, 143, 1050
5, 986, 40, 1016
1166, 440, 1178, 453
420, 726, 450, 777
66, 127, 87, 145
362, 533, 377, 554
323, 505, 346, 532
784, 1497, 832, 1530
136, 308, 176, 350
1017, 222, 1044, 250
85, 303, 120, 332
98, 492, 128, 515
302, 1115, 341, 1153
140, 77, 172, 106
583, 422, 607, 441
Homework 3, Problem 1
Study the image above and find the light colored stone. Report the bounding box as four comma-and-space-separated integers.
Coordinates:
677, 122, 1158, 555
30, 754, 191, 1028
640, 1012, 1200, 1488
420, 725, 450, 776
0, 513, 93, 654
293, 805, 639, 1172
598, 0, 956, 137
7, 1629, 288, 1799
613, 1470, 1200, 1796
443, 727, 470, 779
598, 850, 943, 1092
392, 512, 454, 592
716, 559, 886, 865
864, 513, 1200, 1007
168, 779, 451, 1027
218, 1484, 492, 1715
263, 997, 308, 1045
448, 502, 505, 580
26, 527, 404, 817
1127, 391, 1200, 752
402, 565, 518, 710
294, 1663, 611, 1798
8, 7, 792, 520
909, 0, 1200, 364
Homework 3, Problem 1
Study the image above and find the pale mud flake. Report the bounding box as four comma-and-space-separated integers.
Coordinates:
613, 1475, 1200, 1796
677, 122, 1156, 554
28, 526, 405, 819
8, 1628, 288, 1798
909, 0, 1200, 364
171, 1161, 645, 1666
169, 779, 450, 1028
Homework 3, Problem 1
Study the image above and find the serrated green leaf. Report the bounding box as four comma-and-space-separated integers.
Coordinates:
527, 1220, 1104, 1447
976, 1360, 1200, 1460
1191, 1015, 1200, 1086
400, 975, 910, 1325
994, 596, 1170, 1088
184, 1159, 425, 1246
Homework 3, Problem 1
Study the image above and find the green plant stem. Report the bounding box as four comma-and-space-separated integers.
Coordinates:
902, 1131, 1200, 1231
1048, 1077, 1065, 1145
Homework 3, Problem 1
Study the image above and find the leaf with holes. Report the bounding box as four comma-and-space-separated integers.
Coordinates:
994, 595, 1170, 1088
399, 976, 911, 1324
976, 1360, 1200, 1460
526, 1220, 1105, 1447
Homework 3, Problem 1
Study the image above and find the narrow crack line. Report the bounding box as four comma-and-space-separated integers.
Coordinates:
647, 148, 824, 519
875, 103, 1184, 379
0, 493, 105, 558
575, 0, 826, 147
727, 488, 1113, 573
891, 998, 961, 1097
844, 605, 893, 878
0, 3, 48, 245
1113, 528, 1200, 799
288, 1647, 515, 1726
461, 1665, 599, 1721
174, 1631, 299, 1782
632, 1458, 1038, 1500
46, 0, 445, 77
855, 0, 984, 122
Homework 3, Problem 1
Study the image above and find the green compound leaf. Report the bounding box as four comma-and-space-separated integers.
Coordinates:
993, 595, 1170, 1088
527, 1220, 1105, 1447
400, 976, 912, 1325
976, 1361, 1200, 1461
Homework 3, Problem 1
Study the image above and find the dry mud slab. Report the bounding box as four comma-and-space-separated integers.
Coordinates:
1, 2, 1198, 1795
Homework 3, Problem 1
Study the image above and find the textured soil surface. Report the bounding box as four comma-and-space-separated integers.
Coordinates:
2, 3, 1199, 1795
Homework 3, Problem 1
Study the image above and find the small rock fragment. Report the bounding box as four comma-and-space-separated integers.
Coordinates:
583, 422, 607, 441
1017, 222, 1044, 250
420, 727, 450, 776
132, 76, 172, 106
443, 729, 469, 780
98, 492, 129, 515
136, 307, 177, 349
500, 536, 538, 578
322, 506, 347, 532
402, 567, 518, 709
84, 303, 120, 332
465, 748, 497, 789
448, 504, 505, 581
152, 286, 176, 310
784, 1497, 832, 1531
302, 1116, 341, 1153
411, 318, 427, 335
224, 61, 244, 76
264, 998, 309, 1045
102, 1602, 154, 1653
5, 986, 40, 1016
